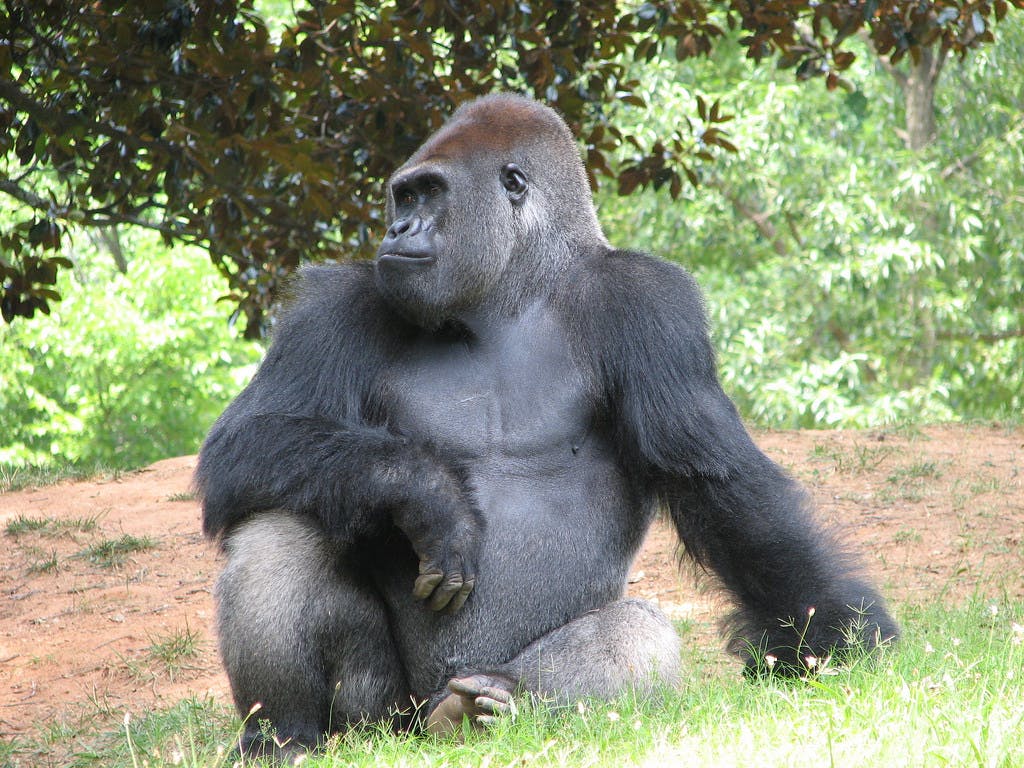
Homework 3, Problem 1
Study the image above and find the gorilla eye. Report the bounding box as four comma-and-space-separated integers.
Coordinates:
395, 187, 417, 207
500, 163, 527, 204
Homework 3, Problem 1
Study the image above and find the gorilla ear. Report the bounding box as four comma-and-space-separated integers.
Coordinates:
500, 163, 528, 205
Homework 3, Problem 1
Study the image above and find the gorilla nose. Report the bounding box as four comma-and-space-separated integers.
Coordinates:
387, 215, 423, 239
379, 215, 436, 263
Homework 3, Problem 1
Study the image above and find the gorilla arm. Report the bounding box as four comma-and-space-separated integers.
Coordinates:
195, 264, 479, 612
575, 251, 898, 673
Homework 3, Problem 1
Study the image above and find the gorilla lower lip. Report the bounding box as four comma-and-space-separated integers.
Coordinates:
379, 253, 435, 265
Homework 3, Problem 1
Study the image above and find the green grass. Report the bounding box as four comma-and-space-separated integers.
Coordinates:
5, 514, 101, 538
77, 534, 157, 568
24, 545, 60, 574
147, 625, 204, 680
0, 462, 117, 493
809, 442, 896, 475
4, 599, 1022, 768
5, 514, 52, 535
120, 626, 205, 685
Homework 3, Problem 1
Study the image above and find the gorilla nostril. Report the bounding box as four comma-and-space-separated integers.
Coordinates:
389, 216, 423, 240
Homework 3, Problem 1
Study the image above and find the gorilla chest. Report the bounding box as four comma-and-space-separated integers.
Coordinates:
388, 315, 591, 460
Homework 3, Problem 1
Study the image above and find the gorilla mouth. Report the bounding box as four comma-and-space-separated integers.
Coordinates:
378, 252, 436, 265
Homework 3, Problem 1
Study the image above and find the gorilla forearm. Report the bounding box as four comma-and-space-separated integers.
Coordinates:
663, 459, 897, 672
197, 413, 479, 566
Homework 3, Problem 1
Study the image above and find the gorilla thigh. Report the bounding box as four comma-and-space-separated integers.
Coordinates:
215, 512, 409, 749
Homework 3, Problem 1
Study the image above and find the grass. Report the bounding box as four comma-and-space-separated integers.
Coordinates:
77, 534, 157, 568
121, 625, 204, 684
147, 625, 204, 680
809, 442, 896, 475
0, 462, 117, 493
4, 598, 1021, 768
6, 513, 101, 538
5, 514, 51, 535
24, 545, 60, 574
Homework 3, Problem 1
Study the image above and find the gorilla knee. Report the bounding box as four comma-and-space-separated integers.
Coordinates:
216, 513, 408, 741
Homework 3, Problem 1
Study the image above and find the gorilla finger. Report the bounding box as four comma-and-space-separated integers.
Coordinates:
413, 570, 443, 600
427, 573, 465, 611
448, 675, 514, 700
476, 687, 514, 706
445, 577, 475, 613
474, 695, 513, 716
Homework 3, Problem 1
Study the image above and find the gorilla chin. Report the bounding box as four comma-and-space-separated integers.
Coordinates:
195, 92, 897, 762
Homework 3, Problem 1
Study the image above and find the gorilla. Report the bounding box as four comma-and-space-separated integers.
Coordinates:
196, 93, 896, 759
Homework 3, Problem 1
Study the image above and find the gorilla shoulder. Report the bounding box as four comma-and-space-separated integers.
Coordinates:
561, 248, 711, 351
269, 262, 414, 354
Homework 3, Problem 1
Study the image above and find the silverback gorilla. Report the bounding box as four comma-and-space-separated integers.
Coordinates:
196, 93, 897, 759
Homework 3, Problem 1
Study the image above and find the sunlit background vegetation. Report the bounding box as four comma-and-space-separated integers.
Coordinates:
1, 5, 1021, 472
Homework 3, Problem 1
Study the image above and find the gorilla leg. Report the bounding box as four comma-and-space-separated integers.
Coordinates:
216, 512, 410, 756
426, 598, 680, 735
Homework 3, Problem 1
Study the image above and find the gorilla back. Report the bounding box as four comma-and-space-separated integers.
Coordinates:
196, 93, 896, 759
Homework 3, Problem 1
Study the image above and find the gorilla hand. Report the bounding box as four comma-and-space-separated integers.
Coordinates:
392, 489, 481, 612
426, 674, 517, 737
414, 554, 476, 612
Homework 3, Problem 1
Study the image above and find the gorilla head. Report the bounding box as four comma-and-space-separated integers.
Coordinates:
374, 93, 607, 330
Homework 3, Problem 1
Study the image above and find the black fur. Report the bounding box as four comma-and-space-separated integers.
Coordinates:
196, 94, 896, 757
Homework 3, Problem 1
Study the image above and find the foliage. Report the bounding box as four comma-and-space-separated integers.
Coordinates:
0, 234, 261, 468
3, 0, 1021, 335
597, 21, 1024, 427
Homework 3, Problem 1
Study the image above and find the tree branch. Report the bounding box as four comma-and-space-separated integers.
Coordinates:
0, 177, 54, 212
0, 176, 200, 245
0, 80, 179, 159
706, 176, 789, 256
859, 30, 907, 89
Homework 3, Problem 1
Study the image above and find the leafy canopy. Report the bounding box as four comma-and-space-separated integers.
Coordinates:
2, 0, 1020, 335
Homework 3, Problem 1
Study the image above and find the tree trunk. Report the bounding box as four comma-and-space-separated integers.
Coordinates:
878, 42, 948, 152
903, 47, 940, 151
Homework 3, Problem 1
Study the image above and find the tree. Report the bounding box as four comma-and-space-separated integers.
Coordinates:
597, 15, 1024, 426
2, 0, 1021, 336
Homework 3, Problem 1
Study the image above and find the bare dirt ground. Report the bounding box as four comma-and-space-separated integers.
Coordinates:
2, 425, 1022, 758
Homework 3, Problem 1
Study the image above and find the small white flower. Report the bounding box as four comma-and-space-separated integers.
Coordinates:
1012, 623, 1024, 646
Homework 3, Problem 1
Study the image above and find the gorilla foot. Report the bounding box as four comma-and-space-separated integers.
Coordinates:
426, 674, 517, 737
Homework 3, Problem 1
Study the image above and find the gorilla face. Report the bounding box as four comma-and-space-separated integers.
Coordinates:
373, 94, 605, 332
374, 154, 526, 331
